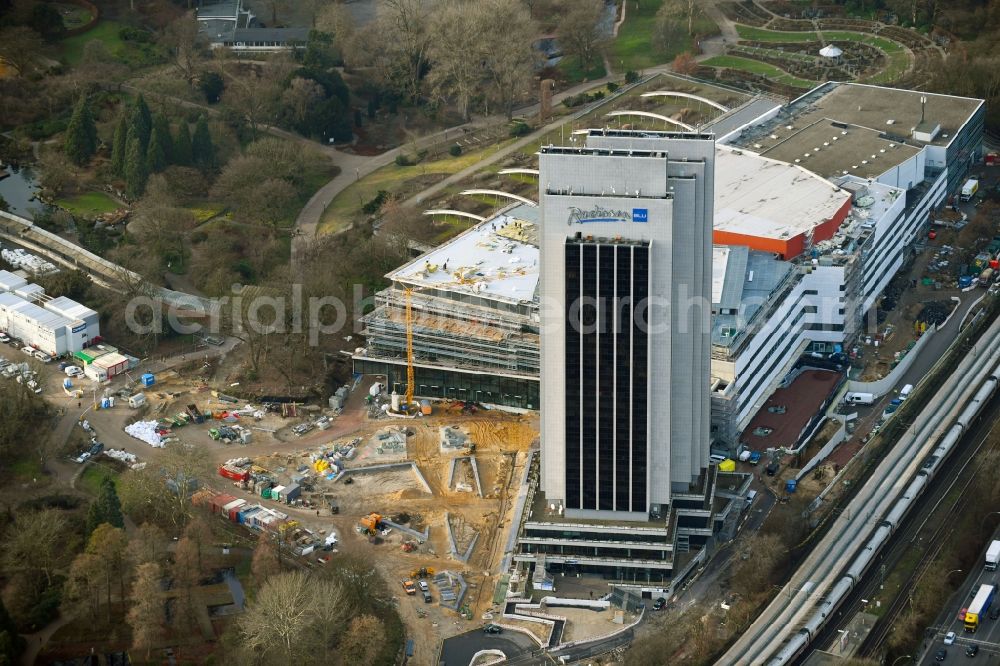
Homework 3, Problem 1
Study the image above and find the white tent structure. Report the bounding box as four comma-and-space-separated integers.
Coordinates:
819, 45, 843, 58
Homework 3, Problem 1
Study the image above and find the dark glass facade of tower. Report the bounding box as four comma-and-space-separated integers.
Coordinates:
564, 239, 649, 513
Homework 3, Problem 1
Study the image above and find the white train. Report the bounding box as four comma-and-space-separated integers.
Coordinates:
766, 361, 1000, 664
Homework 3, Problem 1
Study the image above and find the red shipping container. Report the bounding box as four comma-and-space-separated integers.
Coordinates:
209, 493, 237, 513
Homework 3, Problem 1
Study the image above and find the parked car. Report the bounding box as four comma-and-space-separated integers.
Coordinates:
89, 441, 104, 456
483, 624, 503, 634
33, 351, 52, 363
74, 451, 91, 464
20, 346, 34, 356
419, 580, 431, 603
64, 365, 84, 377
402, 580, 416, 595
652, 597, 667, 611
203, 336, 224, 346
0, 333, 9, 343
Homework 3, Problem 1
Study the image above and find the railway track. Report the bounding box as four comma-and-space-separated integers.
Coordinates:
720, 312, 1000, 665
808, 398, 1000, 659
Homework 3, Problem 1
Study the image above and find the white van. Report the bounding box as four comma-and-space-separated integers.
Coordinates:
845, 392, 876, 405
746, 490, 758, 505
899, 384, 914, 400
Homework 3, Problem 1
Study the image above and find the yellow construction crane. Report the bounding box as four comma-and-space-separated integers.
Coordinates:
404, 287, 415, 408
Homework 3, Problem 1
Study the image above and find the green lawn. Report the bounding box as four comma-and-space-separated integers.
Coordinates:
702, 56, 817, 88
78, 463, 118, 496
823, 31, 904, 52
58, 20, 128, 66
318, 140, 515, 235
55, 191, 120, 217
611, 1, 719, 72
557, 57, 607, 84
10, 457, 43, 482
735, 24, 818, 42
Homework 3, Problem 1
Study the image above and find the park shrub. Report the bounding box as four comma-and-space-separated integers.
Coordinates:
362, 190, 391, 215
624, 70, 640, 83
394, 154, 413, 167
449, 144, 462, 157
509, 121, 532, 137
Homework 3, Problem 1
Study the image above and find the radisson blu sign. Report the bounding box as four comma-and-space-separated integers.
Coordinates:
568, 206, 648, 225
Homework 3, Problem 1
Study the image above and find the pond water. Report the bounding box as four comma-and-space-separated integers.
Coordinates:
0, 164, 44, 220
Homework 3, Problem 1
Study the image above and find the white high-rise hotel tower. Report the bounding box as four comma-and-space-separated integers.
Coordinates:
538, 130, 716, 521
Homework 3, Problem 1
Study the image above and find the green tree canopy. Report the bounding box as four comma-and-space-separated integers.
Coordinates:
191, 115, 214, 169
111, 113, 128, 177
173, 122, 193, 166
64, 95, 97, 166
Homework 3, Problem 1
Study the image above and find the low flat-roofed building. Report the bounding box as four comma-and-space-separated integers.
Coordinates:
713, 147, 852, 259
0, 291, 86, 356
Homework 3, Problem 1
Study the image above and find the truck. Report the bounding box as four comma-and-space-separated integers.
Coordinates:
965, 583, 997, 632
986, 540, 1000, 571
186, 404, 204, 424
844, 392, 876, 405
961, 178, 979, 201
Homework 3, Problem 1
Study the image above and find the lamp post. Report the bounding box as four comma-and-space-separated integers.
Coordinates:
981, 511, 1000, 535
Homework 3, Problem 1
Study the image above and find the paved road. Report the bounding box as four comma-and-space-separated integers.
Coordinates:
918, 537, 1000, 665
440, 628, 537, 666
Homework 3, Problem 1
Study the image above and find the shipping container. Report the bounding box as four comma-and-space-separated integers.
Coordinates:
84, 364, 108, 382
93, 352, 128, 377
283, 483, 301, 504
237, 505, 262, 525
209, 494, 237, 514
219, 465, 250, 482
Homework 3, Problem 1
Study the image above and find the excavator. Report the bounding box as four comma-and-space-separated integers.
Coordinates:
409, 567, 435, 579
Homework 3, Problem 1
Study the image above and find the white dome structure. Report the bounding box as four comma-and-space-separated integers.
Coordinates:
820, 45, 843, 58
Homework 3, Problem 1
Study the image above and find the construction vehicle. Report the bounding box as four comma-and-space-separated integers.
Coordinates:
410, 567, 435, 579
360, 513, 384, 534
402, 580, 417, 595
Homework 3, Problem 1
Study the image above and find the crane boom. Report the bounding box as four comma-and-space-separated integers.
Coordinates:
405, 287, 415, 407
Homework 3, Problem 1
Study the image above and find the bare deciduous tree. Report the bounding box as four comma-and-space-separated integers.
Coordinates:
3, 508, 70, 585
127, 562, 165, 659
478, 0, 540, 118
556, 0, 607, 70
238, 571, 349, 661
365, 0, 432, 102
427, 0, 489, 121
251, 535, 281, 581
161, 15, 206, 87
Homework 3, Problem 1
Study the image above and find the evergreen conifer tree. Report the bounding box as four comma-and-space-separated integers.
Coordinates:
152, 113, 173, 164
64, 95, 97, 166
191, 115, 214, 169
146, 126, 167, 173
110, 112, 128, 176
124, 133, 148, 198
173, 122, 193, 166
